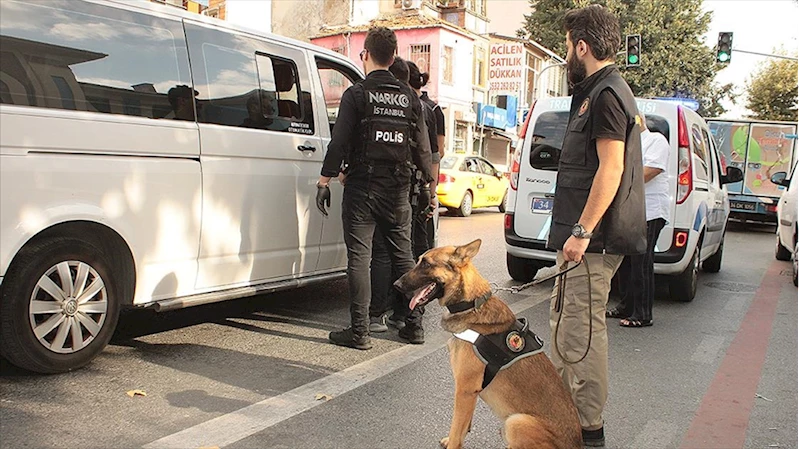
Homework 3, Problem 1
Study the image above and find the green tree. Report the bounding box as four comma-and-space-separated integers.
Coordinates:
518, 0, 734, 116
745, 58, 798, 121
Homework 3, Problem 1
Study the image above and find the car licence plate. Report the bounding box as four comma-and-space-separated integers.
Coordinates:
532, 197, 553, 214
730, 201, 756, 211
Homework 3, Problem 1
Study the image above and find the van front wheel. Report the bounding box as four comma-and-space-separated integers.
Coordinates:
0, 236, 121, 373
702, 237, 724, 273
669, 245, 699, 302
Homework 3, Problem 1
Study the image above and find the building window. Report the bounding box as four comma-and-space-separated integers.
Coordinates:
409, 44, 431, 75
443, 46, 454, 85
473, 46, 486, 87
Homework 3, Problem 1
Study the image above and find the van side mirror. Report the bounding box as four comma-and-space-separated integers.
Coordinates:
770, 171, 789, 187
721, 166, 743, 185
530, 144, 560, 171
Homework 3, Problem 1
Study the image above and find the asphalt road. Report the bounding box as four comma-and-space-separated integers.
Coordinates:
1, 210, 796, 449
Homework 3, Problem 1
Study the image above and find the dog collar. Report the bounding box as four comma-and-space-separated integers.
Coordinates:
446, 291, 492, 314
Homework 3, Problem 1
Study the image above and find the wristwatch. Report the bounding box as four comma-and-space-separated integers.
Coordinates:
571, 223, 593, 239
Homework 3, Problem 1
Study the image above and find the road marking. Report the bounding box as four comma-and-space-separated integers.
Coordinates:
632, 420, 679, 448
690, 335, 726, 363
680, 261, 785, 449
143, 294, 548, 449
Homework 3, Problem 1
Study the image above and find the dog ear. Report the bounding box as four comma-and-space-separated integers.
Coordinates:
454, 239, 481, 263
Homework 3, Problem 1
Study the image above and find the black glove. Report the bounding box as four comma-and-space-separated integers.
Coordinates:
417, 186, 431, 217
316, 183, 330, 217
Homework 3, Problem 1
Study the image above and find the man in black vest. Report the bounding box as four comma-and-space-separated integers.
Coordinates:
547, 5, 646, 447
316, 27, 433, 350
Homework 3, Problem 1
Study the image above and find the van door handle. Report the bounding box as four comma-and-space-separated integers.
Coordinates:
297, 145, 316, 152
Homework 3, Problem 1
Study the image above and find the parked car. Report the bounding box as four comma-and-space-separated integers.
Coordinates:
436, 154, 509, 217
0, 0, 363, 373
771, 161, 798, 286
504, 97, 743, 301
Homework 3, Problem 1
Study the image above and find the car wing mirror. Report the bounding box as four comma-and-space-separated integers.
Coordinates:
770, 171, 789, 187
722, 166, 744, 185
530, 143, 560, 171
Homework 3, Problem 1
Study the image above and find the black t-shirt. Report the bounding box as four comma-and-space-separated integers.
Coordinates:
421, 92, 445, 137
591, 89, 627, 142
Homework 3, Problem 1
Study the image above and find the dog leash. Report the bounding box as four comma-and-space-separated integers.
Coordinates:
553, 257, 592, 365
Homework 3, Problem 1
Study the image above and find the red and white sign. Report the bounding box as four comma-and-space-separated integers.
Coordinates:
489, 43, 524, 93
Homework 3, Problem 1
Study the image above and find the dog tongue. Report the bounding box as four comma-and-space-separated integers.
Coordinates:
409, 283, 434, 310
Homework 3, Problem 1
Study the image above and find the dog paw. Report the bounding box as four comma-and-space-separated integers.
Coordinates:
439, 437, 461, 449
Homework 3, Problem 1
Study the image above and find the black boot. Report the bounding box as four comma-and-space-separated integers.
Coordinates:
582, 427, 605, 447
329, 327, 372, 350
398, 323, 424, 344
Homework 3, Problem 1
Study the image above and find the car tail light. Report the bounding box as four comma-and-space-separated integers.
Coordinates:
676, 107, 693, 205
675, 230, 689, 248
510, 145, 521, 191
510, 103, 538, 191
439, 174, 455, 184
766, 204, 778, 213
504, 213, 513, 230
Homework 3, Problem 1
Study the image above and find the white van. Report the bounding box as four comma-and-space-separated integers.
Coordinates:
504, 97, 743, 302
0, 0, 364, 373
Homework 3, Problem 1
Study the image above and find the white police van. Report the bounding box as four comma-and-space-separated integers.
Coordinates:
0, 0, 364, 373
504, 97, 743, 302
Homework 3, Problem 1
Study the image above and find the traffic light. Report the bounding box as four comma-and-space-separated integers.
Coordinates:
625, 34, 641, 67
717, 32, 733, 63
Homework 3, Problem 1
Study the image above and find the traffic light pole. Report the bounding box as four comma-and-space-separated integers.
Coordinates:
731, 48, 798, 61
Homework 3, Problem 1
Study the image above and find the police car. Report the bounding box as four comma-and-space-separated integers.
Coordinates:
504, 97, 743, 301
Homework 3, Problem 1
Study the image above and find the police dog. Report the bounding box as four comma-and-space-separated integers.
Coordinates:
394, 240, 582, 449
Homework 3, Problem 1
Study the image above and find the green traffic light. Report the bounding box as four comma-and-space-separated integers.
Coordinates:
628, 54, 639, 64
718, 52, 729, 62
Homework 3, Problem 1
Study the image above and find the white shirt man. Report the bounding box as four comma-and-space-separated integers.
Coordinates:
610, 123, 671, 327
641, 128, 671, 223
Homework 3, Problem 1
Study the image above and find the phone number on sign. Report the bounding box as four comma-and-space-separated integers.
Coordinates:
489, 81, 521, 92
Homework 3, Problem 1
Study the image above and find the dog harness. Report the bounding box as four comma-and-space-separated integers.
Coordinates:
453, 317, 544, 389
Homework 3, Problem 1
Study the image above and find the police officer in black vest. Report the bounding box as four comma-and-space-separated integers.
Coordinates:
547, 6, 646, 447
316, 27, 433, 350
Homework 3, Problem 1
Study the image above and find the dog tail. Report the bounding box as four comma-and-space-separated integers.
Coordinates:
503, 413, 580, 449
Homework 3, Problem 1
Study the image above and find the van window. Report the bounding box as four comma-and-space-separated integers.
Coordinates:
691, 124, 710, 181
314, 58, 359, 133
701, 128, 717, 183
0, 0, 191, 119
186, 23, 314, 134
531, 110, 671, 167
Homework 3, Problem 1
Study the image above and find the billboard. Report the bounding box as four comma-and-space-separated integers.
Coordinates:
489, 42, 523, 94
709, 120, 797, 197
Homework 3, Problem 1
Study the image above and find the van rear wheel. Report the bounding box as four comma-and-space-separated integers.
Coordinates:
507, 253, 541, 282
669, 245, 699, 302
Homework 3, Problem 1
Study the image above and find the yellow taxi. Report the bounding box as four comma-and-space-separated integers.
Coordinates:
436, 154, 509, 217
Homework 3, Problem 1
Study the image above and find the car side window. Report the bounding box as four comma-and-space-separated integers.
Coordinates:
478, 159, 496, 175
314, 57, 359, 134
0, 0, 191, 119
465, 158, 480, 173
701, 128, 718, 184
691, 124, 710, 181
185, 23, 314, 134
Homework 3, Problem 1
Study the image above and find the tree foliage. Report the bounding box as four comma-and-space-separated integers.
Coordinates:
745, 58, 798, 121
518, 0, 735, 116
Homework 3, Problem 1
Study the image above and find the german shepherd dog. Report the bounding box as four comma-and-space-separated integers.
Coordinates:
394, 240, 582, 449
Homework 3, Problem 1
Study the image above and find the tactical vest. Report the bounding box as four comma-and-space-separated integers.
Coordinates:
358, 77, 417, 166
453, 318, 544, 389
548, 66, 647, 255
